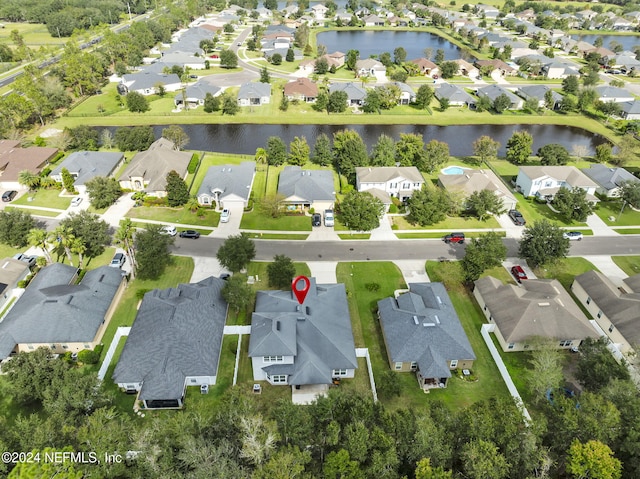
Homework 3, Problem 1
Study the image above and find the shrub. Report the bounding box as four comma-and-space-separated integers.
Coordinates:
143, 197, 168, 207
94, 344, 104, 357
77, 349, 99, 364
187, 155, 199, 174
365, 282, 380, 292
388, 204, 398, 214
136, 289, 151, 300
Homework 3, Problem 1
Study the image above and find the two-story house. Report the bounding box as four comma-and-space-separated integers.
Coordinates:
355, 166, 425, 204
515, 166, 599, 202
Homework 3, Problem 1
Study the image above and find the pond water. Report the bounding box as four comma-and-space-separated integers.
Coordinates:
100, 123, 608, 157
570, 34, 640, 52
316, 30, 461, 60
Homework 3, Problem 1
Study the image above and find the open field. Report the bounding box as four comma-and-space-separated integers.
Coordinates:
0, 22, 67, 47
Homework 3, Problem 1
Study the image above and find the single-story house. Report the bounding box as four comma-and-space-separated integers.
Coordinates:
355, 166, 424, 204
542, 61, 580, 79
377, 283, 476, 391
158, 51, 206, 70
595, 85, 634, 104
618, 100, 640, 120
298, 53, 343, 74
515, 166, 599, 202
387, 82, 415, 104
363, 14, 385, 26
113, 277, 228, 409
278, 166, 335, 211
517, 85, 563, 109
435, 83, 476, 107
196, 161, 256, 208
174, 82, 221, 108
582, 164, 639, 198
50, 151, 125, 194
572, 271, 640, 355
329, 82, 367, 107
438, 168, 518, 210
0, 264, 125, 360
0, 140, 59, 190
477, 85, 524, 110
452, 59, 479, 78
248, 278, 357, 402
474, 276, 598, 352
118, 138, 193, 197
119, 72, 182, 96
237, 82, 271, 106
409, 58, 440, 77
0, 258, 30, 310
283, 78, 318, 103
355, 58, 386, 80
475, 59, 517, 76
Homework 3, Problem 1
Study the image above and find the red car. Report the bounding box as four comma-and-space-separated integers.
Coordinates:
511, 265, 528, 283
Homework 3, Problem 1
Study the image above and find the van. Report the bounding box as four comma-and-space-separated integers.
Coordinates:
324, 209, 334, 227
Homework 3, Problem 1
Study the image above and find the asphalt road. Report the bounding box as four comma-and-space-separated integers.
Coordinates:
170, 236, 640, 262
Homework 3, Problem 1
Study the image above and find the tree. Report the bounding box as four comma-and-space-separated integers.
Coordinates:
472, 136, 500, 165
518, 219, 570, 267
115, 218, 137, 279
415, 84, 434, 110
362, 89, 382, 114
59, 211, 110, 259
222, 276, 254, 314
323, 449, 363, 479
267, 255, 296, 288
60, 167, 76, 194
595, 143, 613, 163
114, 126, 154, 151
370, 134, 396, 166
544, 90, 556, 110
596, 101, 622, 123
333, 129, 369, 184
393, 46, 407, 64
576, 337, 630, 392
286, 48, 295, 62
267, 136, 287, 166
204, 92, 221, 112
311, 133, 333, 166
222, 93, 240, 115
438, 97, 450, 111
618, 180, 640, 213
345, 49, 359, 70
52, 225, 75, 265
461, 440, 509, 479
338, 191, 385, 232
526, 339, 564, 397
562, 75, 579, 95
466, 190, 506, 220
423, 139, 450, 173
506, 131, 533, 164
259, 194, 286, 218
407, 185, 455, 226
439, 61, 458, 79
126, 92, 150, 113
28, 228, 52, 264
415, 458, 452, 479
475, 95, 492, 113
327, 90, 348, 113
220, 49, 238, 68
216, 233, 256, 272
0, 209, 34, 248
85, 176, 123, 209
567, 440, 622, 479
395, 133, 425, 168
18, 170, 41, 190
538, 143, 570, 166
288, 136, 309, 166
271, 53, 282, 65
294, 23, 309, 48
460, 232, 507, 282
260, 66, 271, 83
553, 187, 593, 222
559, 94, 578, 113
492, 93, 511, 113
314, 57, 329, 74
135, 224, 174, 280
165, 170, 190, 207
161, 125, 190, 150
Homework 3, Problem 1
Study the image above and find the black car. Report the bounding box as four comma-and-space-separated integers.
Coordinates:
179, 230, 200, 239
311, 213, 322, 227
2, 190, 17, 202
508, 209, 526, 226
443, 232, 465, 244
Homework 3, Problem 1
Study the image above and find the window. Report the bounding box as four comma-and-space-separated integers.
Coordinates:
609, 324, 615, 333
413, 183, 420, 188
332, 369, 348, 376
263, 356, 283, 363
269, 375, 287, 383
545, 181, 552, 187
597, 310, 603, 319
390, 183, 397, 189
508, 343, 515, 349
450, 360, 458, 368
84, 344, 90, 349
410, 361, 418, 371
559, 340, 572, 347
586, 296, 591, 305
402, 183, 410, 189
395, 362, 403, 370
28, 345, 34, 350
62, 345, 68, 349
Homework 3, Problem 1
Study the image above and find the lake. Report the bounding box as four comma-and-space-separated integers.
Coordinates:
316, 30, 461, 61
570, 34, 639, 52
101, 124, 607, 157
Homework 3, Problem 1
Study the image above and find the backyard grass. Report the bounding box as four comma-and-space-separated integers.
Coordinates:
391, 214, 500, 230
611, 256, 640, 277
240, 211, 312, 231
595, 201, 640, 226
5, 207, 61, 217
533, 257, 599, 291
126, 205, 219, 227
12, 188, 71, 209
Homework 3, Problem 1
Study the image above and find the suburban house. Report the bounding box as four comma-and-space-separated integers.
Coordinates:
355, 166, 424, 204
377, 283, 476, 391
158, 51, 206, 70
355, 58, 386, 80
542, 61, 580, 79
363, 14, 385, 26
311, 3, 329, 19
595, 85, 634, 103
583, 164, 640, 198
0, 140, 59, 190
475, 59, 517, 76
113, 277, 228, 409
0, 264, 125, 361
278, 166, 335, 211
248, 278, 357, 402
387, 82, 416, 104
572, 271, 640, 355
474, 276, 598, 352
196, 161, 256, 208
476, 85, 524, 110
118, 138, 193, 197
329, 82, 367, 107
452, 59, 479, 78
50, 151, 125, 194
436, 83, 476, 107
174, 82, 221, 109
409, 58, 440, 77
515, 166, 599, 202
517, 85, 563, 109
0, 258, 30, 310
283, 78, 319, 103
119, 72, 182, 96
619, 100, 640, 120
237, 82, 271, 106
438, 168, 518, 210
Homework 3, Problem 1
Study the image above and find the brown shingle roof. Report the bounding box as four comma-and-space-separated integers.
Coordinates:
0, 143, 59, 182
283, 78, 318, 97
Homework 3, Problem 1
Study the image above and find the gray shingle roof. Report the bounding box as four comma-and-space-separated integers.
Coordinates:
0, 264, 122, 359
123, 72, 181, 91
248, 279, 357, 385
197, 162, 256, 202
174, 82, 221, 102
595, 85, 633, 99
435, 83, 476, 104
477, 84, 521, 104
356, 166, 424, 184
377, 283, 475, 379
238, 82, 271, 100
112, 277, 228, 401
278, 166, 335, 203
329, 82, 367, 101
583, 164, 639, 191
517, 84, 562, 103
51, 151, 124, 186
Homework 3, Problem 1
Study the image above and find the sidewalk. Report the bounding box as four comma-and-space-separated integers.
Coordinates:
369, 215, 397, 241
586, 213, 618, 236
585, 255, 629, 289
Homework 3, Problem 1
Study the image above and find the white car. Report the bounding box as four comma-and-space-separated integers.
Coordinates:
220, 209, 231, 223
70, 197, 83, 207
159, 225, 177, 236
563, 231, 583, 241
324, 209, 334, 227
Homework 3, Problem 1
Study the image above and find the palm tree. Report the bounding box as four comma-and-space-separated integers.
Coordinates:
360, 74, 370, 88
70, 237, 86, 270
115, 218, 137, 279
18, 170, 41, 191
254, 148, 267, 171
28, 228, 52, 264
51, 226, 75, 266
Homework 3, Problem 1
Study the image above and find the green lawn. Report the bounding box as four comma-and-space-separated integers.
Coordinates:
595, 201, 640, 226
338, 234, 371, 240
512, 193, 587, 227
190, 151, 257, 195
613, 228, 640, 234
0, 22, 67, 47
126, 206, 219, 227
246, 233, 309, 240
5, 207, 61, 217
395, 231, 506, 239
533, 257, 600, 292
611, 256, 640, 277
12, 188, 71, 209
391, 214, 500, 230
0, 244, 21, 260
240, 211, 312, 231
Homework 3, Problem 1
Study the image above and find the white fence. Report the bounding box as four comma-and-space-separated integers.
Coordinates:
356, 348, 378, 402
98, 327, 130, 380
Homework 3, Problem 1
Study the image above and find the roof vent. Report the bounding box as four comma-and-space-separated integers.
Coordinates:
297, 316, 305, 321
538, 302, 550, 307
413, 315, 419, 325
423, 322, 435, 327
434, 315, 440, 324
305, 306, 311, 315
276, 321, 280, 331
2, 262, 9, 269
436, 296, 442, 305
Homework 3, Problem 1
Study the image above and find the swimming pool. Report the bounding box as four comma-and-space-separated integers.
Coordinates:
441, 166, 469, 175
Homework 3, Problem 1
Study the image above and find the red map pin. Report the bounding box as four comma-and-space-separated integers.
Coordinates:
292, 275, 311, 304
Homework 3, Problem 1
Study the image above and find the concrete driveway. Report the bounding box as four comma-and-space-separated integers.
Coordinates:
502, 257, 537, 281
393, 260, 430, 285
189, 256, 229, 283
307, 262, 338, 283
211, 203, 244, 238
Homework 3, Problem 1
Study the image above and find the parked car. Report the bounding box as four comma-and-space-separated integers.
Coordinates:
508, 209, 526, 226
13, 253, 37, 268
563, 231, 583, 241
109, 252, 126, 268
159, 225, 177, 236
2, 190, 17, 202
220, 209, 231, 223
511, 265, 528, 283
324, 210, 334, 227
70, 197, 83, 207
443, 232, 465, 244
312, 213, 322, 227
179, 230, 200, 239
